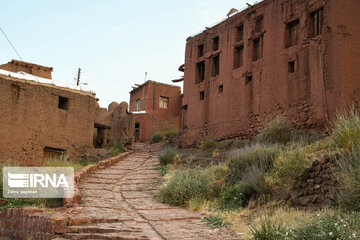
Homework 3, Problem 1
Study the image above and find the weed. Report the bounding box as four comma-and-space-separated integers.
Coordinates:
335, 145, 360, 211
108, 140, 125, 156
227, 144, 279, 185
220, 182, 255, 209
156, 169, 212, 206
150, 132, 163, 144
331, 107, 360, 151
159, 147, 178, 165
164, 126, 178, 140
250, 216, 285, 240
271, 146, 311, 188
256, 115, 293, 145
202, 215, 229, 228
199, 138, 216, 151
155, 165, 169, 177
241, 165, 266, 195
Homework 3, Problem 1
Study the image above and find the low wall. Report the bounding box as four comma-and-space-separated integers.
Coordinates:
0, 151, 133, 240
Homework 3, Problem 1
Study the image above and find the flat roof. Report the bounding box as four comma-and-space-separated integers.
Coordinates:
0, 69, 95, 96
130, 80, 181, 94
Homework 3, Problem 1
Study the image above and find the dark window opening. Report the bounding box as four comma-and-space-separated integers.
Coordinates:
198, 44, 204, 57
58, 96, 69, 110
200, 91, 205, 100
212, 36, 219, 51
255, 16, 263, 33
309, 9, 323, 37
196, 61, 205, 83
246, 75, 252, 84
286, 19, 299, 47
183, 105, 188, 129
236, 24, 244, 42
233, 45, 244, 69
211, 54, 220, 77
253, 38, 262, 61
107, 139, 111, 144
218, 85, 223, 94
135, 122, 140, 128
11, 84, 20, 101
288, 61, 295, 73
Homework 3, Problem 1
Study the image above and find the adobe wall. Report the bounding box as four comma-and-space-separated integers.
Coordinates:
94, 101, 134, 147
0, 75, 97, 166
129, 81, 181, 141
181, 0, 360, 146
0, 60, 52, 79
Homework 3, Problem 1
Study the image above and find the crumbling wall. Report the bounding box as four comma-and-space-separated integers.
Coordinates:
286, 153, 338, 209
0, 75, 97, 166
94, 101, 134, 146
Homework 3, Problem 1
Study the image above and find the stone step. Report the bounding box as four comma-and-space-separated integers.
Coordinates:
62, 232, 150, 240
67, 225, 144, 234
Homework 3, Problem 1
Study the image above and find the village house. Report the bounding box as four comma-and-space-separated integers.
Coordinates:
180, 0, 360, 146
0, 60, 98, 166
129, 80, 181, 142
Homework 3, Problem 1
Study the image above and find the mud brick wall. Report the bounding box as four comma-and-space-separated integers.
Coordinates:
0, 60, 53, 79
0, 75, 97, 166
181, 0, 360, 146
286, 154, 338, 209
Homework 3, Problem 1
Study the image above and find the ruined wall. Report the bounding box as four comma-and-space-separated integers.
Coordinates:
0, 60, 53, 79
94, 101, 134, 146
129, 81, 181, 142
181, 0, 360, 146
0, 75, 97, 166
286, 153, 338, 209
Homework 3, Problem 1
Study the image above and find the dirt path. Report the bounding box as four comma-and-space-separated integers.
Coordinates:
55, 143, 235, 240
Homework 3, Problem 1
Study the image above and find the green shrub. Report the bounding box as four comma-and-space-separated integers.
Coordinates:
164, 126, 178, 140
331, 107, 360, 151
256, 116, 293, 145
227, 144, 280, 185
199, 138, 216, 151
271, 146, 311, 187
241, 165, 266, 195
219, 182, 255, 209
336, 145, 360, 211
159, 147, 178, 165
108, 140, 125, 156
156, 169, 212, 206
150, 132, 163, 144
205, 165, 229, 198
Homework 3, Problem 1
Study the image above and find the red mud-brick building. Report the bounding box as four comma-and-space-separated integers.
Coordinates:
180, 0, 360, 146
129, 80, 181, 142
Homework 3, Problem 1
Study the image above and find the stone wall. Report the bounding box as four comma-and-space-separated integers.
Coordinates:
285, 153, 338, 209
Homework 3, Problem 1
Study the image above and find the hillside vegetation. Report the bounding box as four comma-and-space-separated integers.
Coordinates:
155, 109, 360, 239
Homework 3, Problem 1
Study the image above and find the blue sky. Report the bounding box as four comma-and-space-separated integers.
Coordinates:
0, 0, 259, 107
